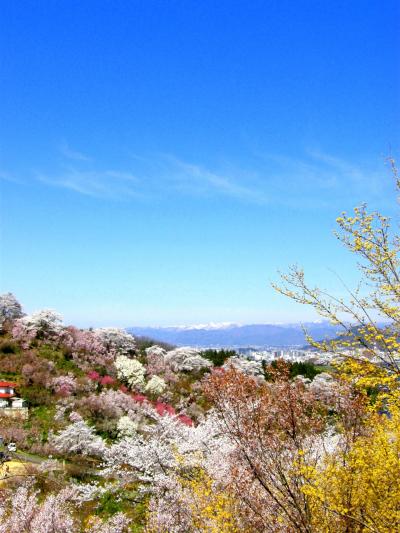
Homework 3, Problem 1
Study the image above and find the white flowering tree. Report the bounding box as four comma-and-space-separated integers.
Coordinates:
101, 408, 230, 489
223, 355, 263, 377
114, 355, 145, 389
0, 482, 130, 533
145, 345, 167, 359
0, 292, 24, 327
164, 347, 212, 372
52, 413, 105, 457
95, 328, 136, 356
145, 375, 167, 396
0, 484, 76, 533
117, 415, 138, 438
12, 309, 64, 345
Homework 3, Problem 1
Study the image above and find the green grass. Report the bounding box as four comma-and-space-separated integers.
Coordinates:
37, 345, 84, 376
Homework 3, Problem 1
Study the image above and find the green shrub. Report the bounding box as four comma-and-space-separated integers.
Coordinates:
201, 349, 237, 367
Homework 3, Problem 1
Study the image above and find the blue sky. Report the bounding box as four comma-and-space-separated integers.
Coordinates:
1, 0, 399, 327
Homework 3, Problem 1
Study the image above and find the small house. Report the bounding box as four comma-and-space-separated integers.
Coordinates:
0, 381, 27, 409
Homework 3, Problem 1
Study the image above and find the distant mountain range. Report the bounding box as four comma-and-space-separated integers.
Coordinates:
127, 321, 341, 348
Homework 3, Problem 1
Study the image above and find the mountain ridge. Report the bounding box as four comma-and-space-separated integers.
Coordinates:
127, 321, 340, 348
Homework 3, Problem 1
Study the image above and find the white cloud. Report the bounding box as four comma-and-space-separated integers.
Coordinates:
59, 141, 92, 162
0, 171, 22, 184
162, 155, 269, 204
38, 170, 142, 200
32, 144, 392, 208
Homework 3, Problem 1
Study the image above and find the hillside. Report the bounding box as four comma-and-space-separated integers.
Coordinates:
0, 302, 218, 530
0, 294, 399, 532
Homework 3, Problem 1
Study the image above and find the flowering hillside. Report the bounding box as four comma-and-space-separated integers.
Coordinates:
1, 291, 400, 532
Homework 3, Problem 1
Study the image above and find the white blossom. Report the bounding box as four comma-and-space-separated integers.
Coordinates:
95, 328, 136, 356
102, 408, 231, 492
0, 483, 76, 533
145, 345, 167, 359
14, 309, 63, 338
224, 356, 263, 376
69, 481, 109, 505
52, 413, 105, 457
145, 375, 167, 395
0, 292, 23, 326
164, 347, 212, 372
309, 372, 337, 407
115, 355, 145, 389
117, 415, 138, 438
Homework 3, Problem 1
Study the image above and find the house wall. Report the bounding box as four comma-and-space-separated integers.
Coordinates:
0, 387, 14, 395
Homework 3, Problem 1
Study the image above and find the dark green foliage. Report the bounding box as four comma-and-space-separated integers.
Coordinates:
201, 349, 237, 367
262, 359, 322, 381
96, 491, 125, 517
0, 339, 19, 354
94, 489, 148, 531
290, 361, 322, 380
20, 384, 54, 407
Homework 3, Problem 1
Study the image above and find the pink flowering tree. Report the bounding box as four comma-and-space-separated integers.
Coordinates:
62, 327, 115, 371
0, 483, 76, 533
50, 374, 77, 397
12, 309, 64, 347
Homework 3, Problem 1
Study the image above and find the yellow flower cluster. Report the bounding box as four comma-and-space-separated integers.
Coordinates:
297, 409, 400, 532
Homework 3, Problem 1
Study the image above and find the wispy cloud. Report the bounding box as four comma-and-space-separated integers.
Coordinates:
162, 155, 269, 204
38, 170, 142, 200
253, 149, 389, 208
31, 144, 391, 208
59, 142, 92, 162
35, 148, 270, 204
0, 171, 23, 184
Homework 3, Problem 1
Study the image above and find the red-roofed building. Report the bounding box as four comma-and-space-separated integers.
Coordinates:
0, 381, 26, 410
0, 382, 17, 398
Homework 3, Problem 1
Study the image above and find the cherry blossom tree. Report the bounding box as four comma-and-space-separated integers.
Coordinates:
94, 328, 136, 356
164, 347, 212, 372
52, 412, 105, 457
0, 483, 76, 533
202, 366, 328, 532
117, 415, 138, 438
145, 345, 179, 383
223, 355, 263, 377
0, 292, 23, 327
12, 309, 63, 346
50, 374, 77, 397
62, 327, 114, 370
0, 482, 131, 532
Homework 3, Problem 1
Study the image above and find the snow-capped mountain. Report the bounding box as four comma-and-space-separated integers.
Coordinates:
167, 322, 240, 331
127, 321, 340, 348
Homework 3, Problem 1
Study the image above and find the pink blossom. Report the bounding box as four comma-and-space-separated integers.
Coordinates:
63, 327, 115, 370
87, 370, 101, 381
100, 375, 115, 386
131, 393, 147, 404
155, 402, 176, 417
51, 374, 77, 397
178, 414, 193, 426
